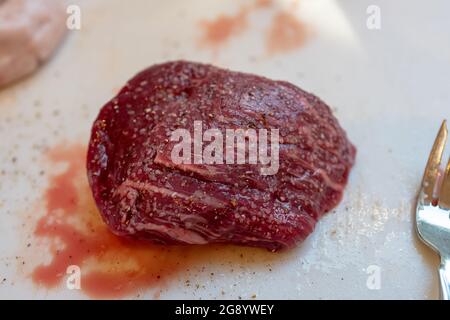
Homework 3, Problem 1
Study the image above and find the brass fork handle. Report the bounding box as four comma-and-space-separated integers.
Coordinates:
439, 257, 450, 300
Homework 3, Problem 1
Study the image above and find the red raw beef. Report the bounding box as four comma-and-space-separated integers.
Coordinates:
87, 61, 356, 251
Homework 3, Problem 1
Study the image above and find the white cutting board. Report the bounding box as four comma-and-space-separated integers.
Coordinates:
0, 0, 449, 299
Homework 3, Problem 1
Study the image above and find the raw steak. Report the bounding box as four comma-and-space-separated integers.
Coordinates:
0, 0, 67, 88
87, 61, 356, 251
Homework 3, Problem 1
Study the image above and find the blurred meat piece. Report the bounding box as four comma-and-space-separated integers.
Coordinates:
0, 0, 66, 87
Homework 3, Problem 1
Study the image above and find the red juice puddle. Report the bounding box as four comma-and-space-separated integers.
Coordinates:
198, 6, 249, 50
198, 0, 275, 50
198, 0, 310, 57
265, 11, 309, 55
255, 0, 273, 9
31, 143, 278, 299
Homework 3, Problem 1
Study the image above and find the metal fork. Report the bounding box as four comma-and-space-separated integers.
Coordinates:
416, 120, 450, 300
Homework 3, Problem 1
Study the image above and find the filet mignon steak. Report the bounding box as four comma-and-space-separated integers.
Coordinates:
87, 61, 356, 251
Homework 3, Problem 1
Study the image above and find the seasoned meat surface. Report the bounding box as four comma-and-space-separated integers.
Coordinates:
87, 61, 356, 251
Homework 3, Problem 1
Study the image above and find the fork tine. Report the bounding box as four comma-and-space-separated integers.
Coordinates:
439, 155, 450, 209
421, 120, 447, 204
